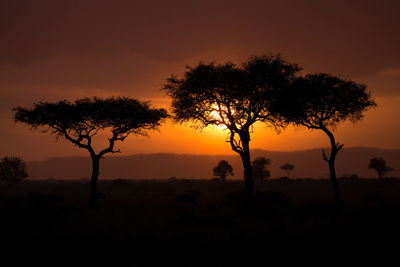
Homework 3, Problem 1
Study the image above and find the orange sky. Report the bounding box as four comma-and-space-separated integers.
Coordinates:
1, 0, 400, 160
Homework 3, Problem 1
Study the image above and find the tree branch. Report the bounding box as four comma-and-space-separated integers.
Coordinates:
227, 131, 243, 154
322, 149, 329, 162
337, 143, 344, 152
98, 132, 122, 158
61, 129, 92, 151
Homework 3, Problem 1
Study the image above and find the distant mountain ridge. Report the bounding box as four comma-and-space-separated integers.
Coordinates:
26, 147, 400, 180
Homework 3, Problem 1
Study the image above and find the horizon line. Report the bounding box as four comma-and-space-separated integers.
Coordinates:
26, 146, 400, 162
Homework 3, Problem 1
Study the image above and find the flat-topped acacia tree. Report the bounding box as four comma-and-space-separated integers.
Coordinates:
163, 55, 300, 197
14, 97, 168, 209
275, 73, 376, 210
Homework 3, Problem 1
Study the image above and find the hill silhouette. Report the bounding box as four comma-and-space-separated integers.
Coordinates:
26, 147, 399, 180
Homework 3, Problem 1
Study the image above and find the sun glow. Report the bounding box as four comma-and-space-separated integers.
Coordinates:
210, 104, 230, 130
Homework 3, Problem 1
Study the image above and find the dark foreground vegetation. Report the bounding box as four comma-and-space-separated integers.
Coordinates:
1, 178, 400, 266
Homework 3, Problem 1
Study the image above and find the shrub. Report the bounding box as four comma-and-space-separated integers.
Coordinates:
0, 156, 29, 186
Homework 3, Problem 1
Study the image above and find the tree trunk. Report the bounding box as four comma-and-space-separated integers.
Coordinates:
229, 130, 254, 199
328, 157, 342, 211
240, 137, 254, 198
322, 127, 343, 211
90, 156, 100, 210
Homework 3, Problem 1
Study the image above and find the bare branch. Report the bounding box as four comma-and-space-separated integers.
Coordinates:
337, 143, 344, 152
322, 149, 329, 162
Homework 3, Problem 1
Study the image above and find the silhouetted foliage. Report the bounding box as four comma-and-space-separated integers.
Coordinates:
13, 97, 168, 209
275, 73, 376, 210
0, 156, 29, 186
280, 163, 294, 177
164, 54, 300, 196
213, 160, 234, 181
252, 157, 271, 182
368, 157, 394, 179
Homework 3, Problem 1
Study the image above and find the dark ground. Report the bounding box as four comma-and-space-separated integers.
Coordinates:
1, 178, 400, 266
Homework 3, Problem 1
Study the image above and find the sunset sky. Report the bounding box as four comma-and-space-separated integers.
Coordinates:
1, 0, 400, 161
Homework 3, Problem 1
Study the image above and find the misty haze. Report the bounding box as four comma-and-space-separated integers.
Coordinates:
27, 147, 400, 180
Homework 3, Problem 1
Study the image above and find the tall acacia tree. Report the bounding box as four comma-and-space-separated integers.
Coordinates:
275, 73, 376, 210
14, 97, 168, 209
163, 55, 300, 196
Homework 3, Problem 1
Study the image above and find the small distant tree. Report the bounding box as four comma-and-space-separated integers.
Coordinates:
275, 73, 376, 210
0, 156, 29, 186
14, 97, 168, 209
213, 160, 234, 181
280, 163, 294, 177
368, 157, 394, 179
252, 157, 271, 182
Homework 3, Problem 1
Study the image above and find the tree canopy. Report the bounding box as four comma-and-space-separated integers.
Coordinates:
14, 97, 168, 158
276, 73, 376, 130
280, 163, 294, 177
164, 55, 300, 138
252, 157, 271, 182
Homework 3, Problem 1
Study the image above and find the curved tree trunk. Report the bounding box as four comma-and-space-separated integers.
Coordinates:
90, 156, 100, 210
321, 127, 343, 211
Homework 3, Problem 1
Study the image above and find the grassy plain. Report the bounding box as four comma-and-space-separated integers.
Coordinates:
1, 178, 399, 266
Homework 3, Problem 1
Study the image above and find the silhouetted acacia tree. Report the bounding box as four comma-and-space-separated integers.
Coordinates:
164, 55, 300, 197
0, 156, 29, 186
276, 73, 376, 210
252, 157, 271, 182
280, 163, 294, 177
213, 160, 234, 181
14, 97, 168, 209
368, 157, 394, 179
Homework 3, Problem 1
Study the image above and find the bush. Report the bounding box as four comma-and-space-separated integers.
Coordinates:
0, 156, 29, 186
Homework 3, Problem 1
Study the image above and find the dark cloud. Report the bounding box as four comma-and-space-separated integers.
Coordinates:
1, 0, 399, 96
1, 0, 400, 151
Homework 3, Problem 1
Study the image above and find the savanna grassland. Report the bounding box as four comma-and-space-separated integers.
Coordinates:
1, 178, 400, 266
